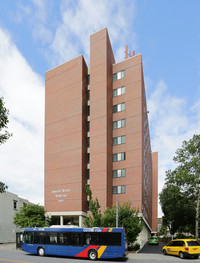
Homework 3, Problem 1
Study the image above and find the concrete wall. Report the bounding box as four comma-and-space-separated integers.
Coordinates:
0, 191, 29, 243
136, 215, 152, 248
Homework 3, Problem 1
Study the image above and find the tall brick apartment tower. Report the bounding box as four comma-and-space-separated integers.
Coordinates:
45, 28, 158, 233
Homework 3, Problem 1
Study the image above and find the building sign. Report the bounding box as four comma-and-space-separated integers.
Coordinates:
51, 189, 70, 203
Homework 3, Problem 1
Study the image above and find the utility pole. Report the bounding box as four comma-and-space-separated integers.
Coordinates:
195, 186, 200, 240
116, 200, 119, 228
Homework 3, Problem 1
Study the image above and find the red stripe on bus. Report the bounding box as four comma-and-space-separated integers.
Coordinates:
102, 228, 108, 232
75, 245, 99, 258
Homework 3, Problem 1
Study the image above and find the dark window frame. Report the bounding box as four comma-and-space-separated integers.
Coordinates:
113, 168, 126, 178
112, 185, 126, 195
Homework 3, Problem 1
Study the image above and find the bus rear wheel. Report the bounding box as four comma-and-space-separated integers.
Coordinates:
88, 249, 97, 260
38, 247, 45, 256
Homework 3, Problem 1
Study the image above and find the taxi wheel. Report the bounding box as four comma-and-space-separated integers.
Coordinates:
179, 252, 185, 259
163, 249, 167, 255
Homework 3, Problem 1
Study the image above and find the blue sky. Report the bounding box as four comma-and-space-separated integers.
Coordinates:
0, 0, 199, 217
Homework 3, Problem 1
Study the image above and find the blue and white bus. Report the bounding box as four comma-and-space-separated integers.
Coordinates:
22, 226, 128, 260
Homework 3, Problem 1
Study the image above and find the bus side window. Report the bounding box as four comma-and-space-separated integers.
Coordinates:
70, 233, 83, 246
26, 232, 35, 244
85, 234, 91, 245
36, 232, 47, 244
85, 233, 98, 245
59, 233, 69, 245
48, 232, 58, 245
90, 234, 98, 245
100, 233, 121, 246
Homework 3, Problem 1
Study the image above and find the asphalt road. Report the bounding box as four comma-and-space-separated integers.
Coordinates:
138, 241, 166, 254
0, 242, 200, 263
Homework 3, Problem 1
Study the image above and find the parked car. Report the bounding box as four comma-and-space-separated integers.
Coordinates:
162, 239, 200, 259
149, 236, 159, 245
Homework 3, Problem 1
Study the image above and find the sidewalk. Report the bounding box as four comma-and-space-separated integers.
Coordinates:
0, 243, 17, 251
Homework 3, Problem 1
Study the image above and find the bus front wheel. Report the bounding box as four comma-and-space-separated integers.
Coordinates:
88, 249, 97, 260
38, 247, 45, 256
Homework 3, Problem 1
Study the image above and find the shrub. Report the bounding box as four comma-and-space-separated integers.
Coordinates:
128, 242, 140, 252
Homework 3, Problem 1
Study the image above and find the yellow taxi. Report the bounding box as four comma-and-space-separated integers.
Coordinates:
162, 239, 200, 259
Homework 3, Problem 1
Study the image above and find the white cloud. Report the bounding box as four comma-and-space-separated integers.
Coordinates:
50, 0, 137, 66
0, 27, 44, 205
148, 79, 200, 216
10, 0, 138, 67
31, 0, 49, 22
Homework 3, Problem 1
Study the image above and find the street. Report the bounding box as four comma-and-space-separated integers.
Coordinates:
0, 243, 200, 263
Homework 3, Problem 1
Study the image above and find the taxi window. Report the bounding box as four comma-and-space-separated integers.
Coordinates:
173, 241, 180, 246
167, 241, 174, 246
179, 241, 185, 246
175, 241, 185, 246
187, 241, 200, 246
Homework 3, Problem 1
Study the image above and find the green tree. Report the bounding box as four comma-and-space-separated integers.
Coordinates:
84, 184, 102, 227
0, 96, 12, 144
13, 204, 48, 228
160, 134, 200, 239
102, 202, 143, 244
84, 185, 143, 244
0, 96, 12, 193
0, 182, 8, 193
158, 222, 168, 236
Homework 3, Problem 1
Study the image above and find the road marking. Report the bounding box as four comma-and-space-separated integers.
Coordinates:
0, 260, 32, 263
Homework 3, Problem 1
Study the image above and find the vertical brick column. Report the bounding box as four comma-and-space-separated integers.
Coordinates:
112, 55, 144, 212
45, 56, 88, 213
151, 152, 158, 231
90, 28, 115, 211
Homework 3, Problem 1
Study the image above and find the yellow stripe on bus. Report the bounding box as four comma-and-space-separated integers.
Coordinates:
98, 246, 107, 258
108, 228, 113, 232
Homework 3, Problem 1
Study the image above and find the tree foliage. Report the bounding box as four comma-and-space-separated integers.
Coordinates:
0, 182, 8, 193
0, 96, 12, 145
160, 134, 200, 238
84, 184, 102, 227
84, 185, 143, 244
0, 96, 12, 193
13, 204, 48, 228
102, 202, 143, 244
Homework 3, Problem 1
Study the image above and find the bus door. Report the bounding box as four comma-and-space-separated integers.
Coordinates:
16, 232, 24, 249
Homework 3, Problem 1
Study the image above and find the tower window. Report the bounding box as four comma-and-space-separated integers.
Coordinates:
113, 86, 126, 97
113, 152, 126, 162
113, 135, 126, 146
113, 185, 126, 194
113, 119, 126, 130
113, 102, 125, 113
113, 70, 125, 81
113, 169, 126, 178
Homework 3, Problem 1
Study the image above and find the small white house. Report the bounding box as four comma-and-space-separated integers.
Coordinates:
0, 191, 31, 243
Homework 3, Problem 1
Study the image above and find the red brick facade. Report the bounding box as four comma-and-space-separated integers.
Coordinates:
45, 28, 158, 231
